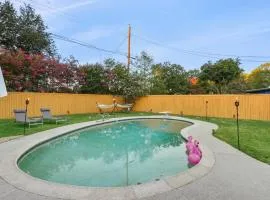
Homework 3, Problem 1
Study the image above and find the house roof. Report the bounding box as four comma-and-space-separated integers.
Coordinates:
246, 87, 270, 93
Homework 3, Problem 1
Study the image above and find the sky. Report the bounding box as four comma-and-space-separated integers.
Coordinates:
6, 0, 270, 71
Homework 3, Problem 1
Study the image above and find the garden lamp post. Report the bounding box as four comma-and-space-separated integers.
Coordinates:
235, 97, 240, 150
205, 100, 208, 120
24, 98, 30, 135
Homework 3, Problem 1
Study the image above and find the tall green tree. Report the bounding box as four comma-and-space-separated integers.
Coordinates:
132, 51, 153, 94
150, 62, 188, 94
150, 63, 168, 94
163, 63, 188, 94
17, 4, 55, 55
0, 1, 18, 50
0, 1, 55, 55
247, 63, 270, 89
199, 58, 243, 94
80, 63, 109, 94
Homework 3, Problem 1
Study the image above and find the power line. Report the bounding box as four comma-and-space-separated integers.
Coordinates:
132, 33, 270, 63
114, 36, 127, 52
51, 33, 137, 59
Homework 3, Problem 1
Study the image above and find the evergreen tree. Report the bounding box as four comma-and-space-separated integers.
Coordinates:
0, 1, 18, 49
0, 1, 56, 55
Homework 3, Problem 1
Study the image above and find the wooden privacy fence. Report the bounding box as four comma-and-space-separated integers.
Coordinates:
133, 95, 270, 121
0, 93, 270, 121
0, 92, 123, 119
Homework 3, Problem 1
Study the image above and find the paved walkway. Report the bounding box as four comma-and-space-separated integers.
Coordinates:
143, 120, 270, 200
0, 135, 23, 144
0, 117, 269, 200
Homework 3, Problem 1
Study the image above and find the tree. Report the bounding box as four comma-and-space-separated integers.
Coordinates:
0, 1, 18, 50
80, 63, 109, 94
186, 69, 207, 94
247, 63, 270, 89
150, 63, 168, 94
163, 63, 188, 94
150, 62, 189, 94
132, 51, 154, 95
0, 49, 81, 92
226, 73, 249, 93
187, 69, 200, 78
199, 58, 243, 94
0, 1, 56, 55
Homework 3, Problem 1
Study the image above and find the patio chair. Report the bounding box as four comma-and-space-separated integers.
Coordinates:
116, 103, 133, 112
96, 102, 116, 113
96, 102, 116, 121
40, 108, 67, 124
13, 109, 43, 128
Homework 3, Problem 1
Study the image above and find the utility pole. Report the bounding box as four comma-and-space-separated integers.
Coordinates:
127, 24, 131, 70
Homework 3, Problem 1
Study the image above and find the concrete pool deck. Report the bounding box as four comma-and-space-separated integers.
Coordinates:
0, 116, 269, 200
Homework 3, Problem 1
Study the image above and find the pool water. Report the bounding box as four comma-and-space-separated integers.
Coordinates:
18, 119, 191, 187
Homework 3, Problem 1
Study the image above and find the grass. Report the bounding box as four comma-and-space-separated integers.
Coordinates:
188, 115, 270, 164
0, 112, 269, 164
0, 112, 156, 138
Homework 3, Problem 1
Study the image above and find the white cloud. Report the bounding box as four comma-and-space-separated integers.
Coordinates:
7, 0, 97, 31
40, 0, 96, 15
9, 0, 97, 21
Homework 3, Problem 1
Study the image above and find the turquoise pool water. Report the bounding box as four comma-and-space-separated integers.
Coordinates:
18, 119, 191, 187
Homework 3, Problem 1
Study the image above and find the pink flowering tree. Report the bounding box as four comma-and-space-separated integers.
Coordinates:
0, 49, 84, 92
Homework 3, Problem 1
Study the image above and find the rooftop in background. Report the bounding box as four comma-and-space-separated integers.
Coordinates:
246, 87, 270, 94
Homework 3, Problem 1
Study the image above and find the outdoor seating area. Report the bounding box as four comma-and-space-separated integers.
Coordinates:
96, 102, 133, 113
40, 108, 67, 124
13, 109, 43, 128
13, 108, 67, 128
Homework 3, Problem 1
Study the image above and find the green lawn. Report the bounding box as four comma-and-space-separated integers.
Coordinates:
0, 112, 156, 138
188, 116, 270, 164
0, 112, 269, 164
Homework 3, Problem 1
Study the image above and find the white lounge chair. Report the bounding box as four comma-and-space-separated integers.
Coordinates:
96, 103, 116, 113
14, 109, 43, 128
96, 102, 116, 121
116, 103, 133, 111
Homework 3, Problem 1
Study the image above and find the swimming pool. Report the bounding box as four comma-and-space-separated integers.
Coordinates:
18, 119, 191, 187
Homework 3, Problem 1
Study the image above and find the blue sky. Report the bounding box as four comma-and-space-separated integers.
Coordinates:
8, 0, 270, 71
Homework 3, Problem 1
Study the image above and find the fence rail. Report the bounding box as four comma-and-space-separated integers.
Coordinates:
133, 95, 270, 121
0, 92, 122, 119
0, 93, 270, 121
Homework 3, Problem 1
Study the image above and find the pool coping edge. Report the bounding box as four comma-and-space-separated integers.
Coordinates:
0, 115, 217, 200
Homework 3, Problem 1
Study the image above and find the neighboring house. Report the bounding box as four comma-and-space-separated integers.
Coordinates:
246, 87, 270, 94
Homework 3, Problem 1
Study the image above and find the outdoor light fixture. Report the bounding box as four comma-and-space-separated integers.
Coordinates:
24, 98, 30, 135
205, 100, 208, 120
235, 97, 240, 150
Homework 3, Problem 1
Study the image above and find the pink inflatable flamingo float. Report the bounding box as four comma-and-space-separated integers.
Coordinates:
193, 140, 202, 158
187, 139, 202, 165
185, 136, 194, 153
